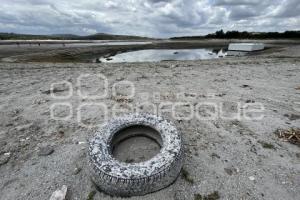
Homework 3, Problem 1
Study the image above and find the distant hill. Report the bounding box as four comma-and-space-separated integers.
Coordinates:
0, 32, 152, 40
50, 34, 80, 39
80, 33, 151, 40
170, 30, 300, 40
0, 33, 63, 40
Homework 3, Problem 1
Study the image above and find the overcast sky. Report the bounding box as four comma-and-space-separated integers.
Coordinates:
0, 0, 299, 38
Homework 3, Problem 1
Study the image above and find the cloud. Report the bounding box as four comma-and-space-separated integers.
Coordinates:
273, 0, 300, 18
214, 0, 260, 6
0, 0, 299, 37
228, 6, 257, 20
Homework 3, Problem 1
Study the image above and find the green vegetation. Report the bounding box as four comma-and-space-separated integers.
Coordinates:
171, 30, 300, 40
258, 140, 276, 150
194, 191, 220, 200
87, 190, 96, 200
181, 168, 194, 184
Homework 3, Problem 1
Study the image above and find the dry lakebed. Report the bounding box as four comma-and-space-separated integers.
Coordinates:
0, 41, 299, 200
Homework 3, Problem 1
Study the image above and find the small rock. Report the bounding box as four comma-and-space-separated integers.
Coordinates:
211, 153, 220, 159
116, 77, 125, 81
249, 176, 255, 181
4, 152, 11, 156
245, 100, 255, 103
284, 114, 300, 121
5, 123, 13, 127
50, 185, 68, 200
0, 153, 11, 166
250, 145, 257, 154
73, 167, 82, 175
57, 131, 64, 138
213, 122, 220, 128
0, 141, 7, 147
224, 167, 238, 175
241, 84, 250, 88
38, 146, 54, 156
78, 141, 86, 145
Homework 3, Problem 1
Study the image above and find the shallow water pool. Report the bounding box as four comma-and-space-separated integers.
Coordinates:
98, 49, 225, 63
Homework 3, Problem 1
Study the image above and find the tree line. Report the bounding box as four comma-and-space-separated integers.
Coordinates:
171, 30, 300, 40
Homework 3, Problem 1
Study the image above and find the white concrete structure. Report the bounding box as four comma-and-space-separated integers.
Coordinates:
226, 51, 247, 56
228, 43, 264, 51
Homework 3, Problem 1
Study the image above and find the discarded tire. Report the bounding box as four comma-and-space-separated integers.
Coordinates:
88, 113, 184, 196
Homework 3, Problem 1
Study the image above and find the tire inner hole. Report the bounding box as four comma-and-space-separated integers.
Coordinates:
111, 125, 162, 163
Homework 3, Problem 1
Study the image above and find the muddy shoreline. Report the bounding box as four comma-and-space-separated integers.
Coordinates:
1, 39, 299, 63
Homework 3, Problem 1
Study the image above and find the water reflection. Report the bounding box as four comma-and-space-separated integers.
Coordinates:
98, 49, 224, 63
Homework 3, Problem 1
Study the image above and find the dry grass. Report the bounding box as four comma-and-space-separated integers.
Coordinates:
275, 128, 300, 147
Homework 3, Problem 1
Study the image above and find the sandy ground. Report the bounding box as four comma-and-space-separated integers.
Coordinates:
0, 43, 300, 200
